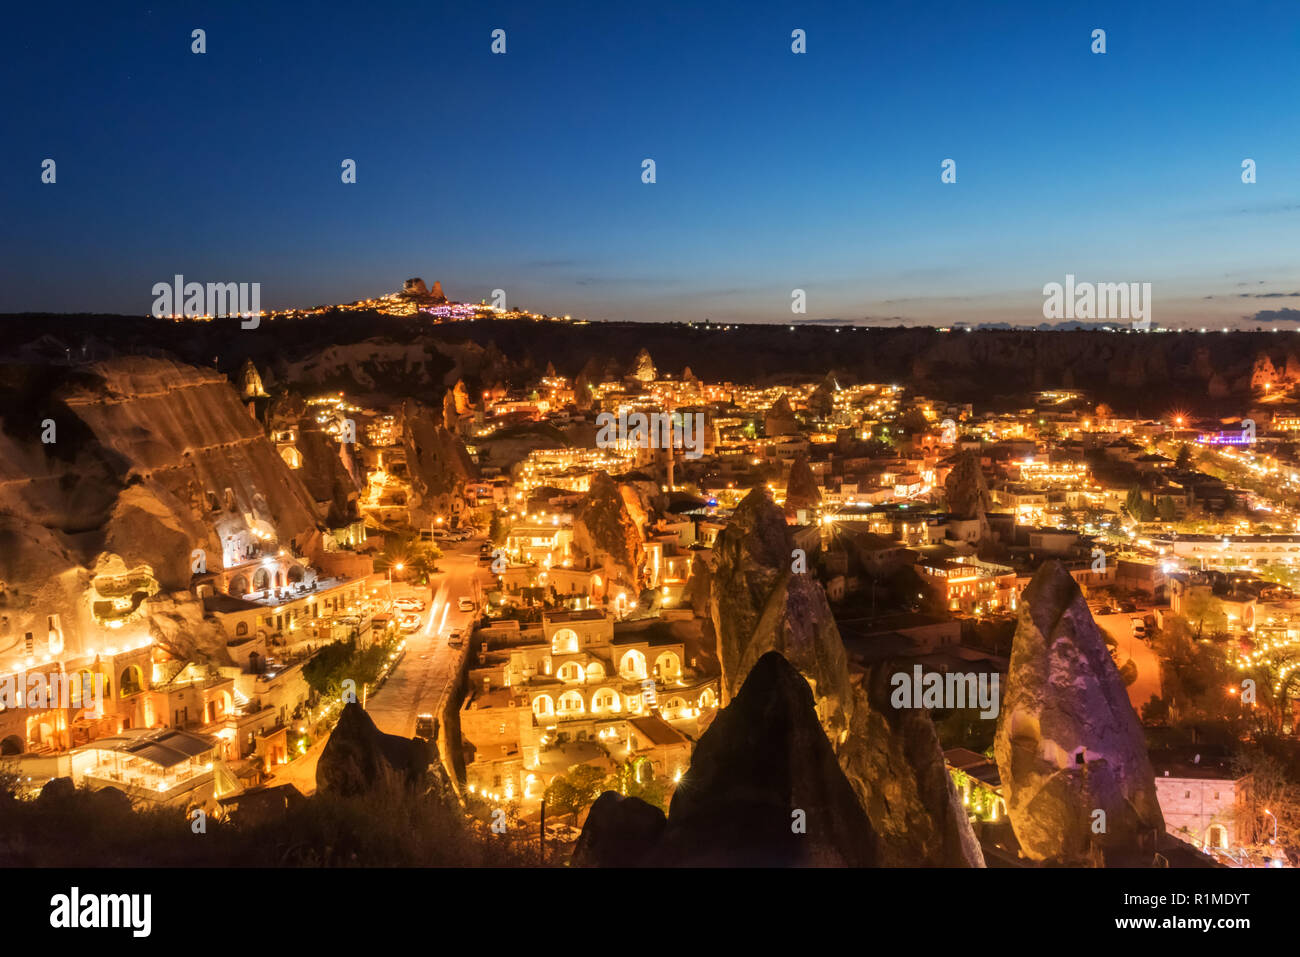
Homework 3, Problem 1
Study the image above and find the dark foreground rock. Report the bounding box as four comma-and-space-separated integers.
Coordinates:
647, 651, 878, 866
317, 702, 435, 796
570, 792, 666, 867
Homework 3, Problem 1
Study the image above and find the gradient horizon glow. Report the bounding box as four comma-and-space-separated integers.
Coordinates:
3, 0, 1300, 327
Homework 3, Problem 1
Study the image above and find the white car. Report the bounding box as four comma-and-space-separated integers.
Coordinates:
458, 596, 476, 613
398, 613, 421, 632
393, 597, 426, 612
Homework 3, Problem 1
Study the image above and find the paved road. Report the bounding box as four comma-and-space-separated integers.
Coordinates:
367, 537, 490, 738
269, 536, 492, 794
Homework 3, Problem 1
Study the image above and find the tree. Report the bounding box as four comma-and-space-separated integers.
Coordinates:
1175, 444, 1193, 470
1157, 496, 1178, 523
544, 764, 607, 822
606, 758, 669, 813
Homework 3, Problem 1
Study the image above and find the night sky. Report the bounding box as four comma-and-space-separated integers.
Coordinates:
4, 1, 1300, 326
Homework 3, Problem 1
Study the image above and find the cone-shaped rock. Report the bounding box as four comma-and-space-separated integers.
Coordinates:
709, 487, 851, 737
317, 702, 435, 796
994, 560, 1164, 863
571, 792, 666, 867
650, 651, 878, 866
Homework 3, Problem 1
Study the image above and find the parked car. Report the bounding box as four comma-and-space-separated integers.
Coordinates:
415, 713, 436, 739
458, 596, 476, 613
398, 613, 421, 632
394, 597, 425, 612
447, 629, 465, 648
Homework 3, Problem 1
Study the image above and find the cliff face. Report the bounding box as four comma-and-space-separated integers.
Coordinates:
0, 357, 326, 664
995, 560, 1164, 864
572, 471, 645, 591
701, 487, 982, 866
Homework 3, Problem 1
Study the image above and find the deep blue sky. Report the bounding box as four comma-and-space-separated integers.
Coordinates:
3, 1, 1300, 326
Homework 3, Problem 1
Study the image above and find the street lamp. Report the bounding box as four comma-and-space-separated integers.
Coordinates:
1264, 808, 1278, 845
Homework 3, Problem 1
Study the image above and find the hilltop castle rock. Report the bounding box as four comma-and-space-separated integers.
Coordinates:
995, 560, 1165, 864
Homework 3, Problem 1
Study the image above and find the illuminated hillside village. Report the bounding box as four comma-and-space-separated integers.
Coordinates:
4, 285, 1300, 867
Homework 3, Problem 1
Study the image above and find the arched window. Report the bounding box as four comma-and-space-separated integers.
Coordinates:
592, 689, 621, 714
585, 661, 606, 682
620, 649, 647, 680
236, 622, 249, 637
532, 695, 554, 718
663, 696, 687, 716
551, 628, 579, 654
558, 662, 583, 683
558, 691, 585, 715
655, 652, 681, 680
120, 666, 143, 697
698, 688, 717, 709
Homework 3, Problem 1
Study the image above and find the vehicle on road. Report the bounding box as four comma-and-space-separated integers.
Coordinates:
458, 596, 476, 612
447, 629, 465, 648
394, 597, 426, 612
398, 613, 421, 633
415, 713, 436, 740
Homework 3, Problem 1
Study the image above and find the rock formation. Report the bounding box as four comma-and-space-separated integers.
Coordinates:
317, 702, 436, 796
784, 454, 821, 516
631, 348, 656, 383
807, 374, 836, 418
943, 450, 992, 538
699, 487, 982, 866
570, 792, 666, 867
837, 659, 986, 867
994, 560, 1164, 864
572, 471, 645, 591
648, 651, 878, 866
764, 393, 798, 437
401, 398, 476, 526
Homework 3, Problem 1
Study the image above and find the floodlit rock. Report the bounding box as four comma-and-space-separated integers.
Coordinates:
943, 450, 991, 538
651, 651, 877, 867
401, 399, 475, 526
702, 487, 982, 866
994, 560, 1164, 864
316, 702, 435, 796
631, 348, 656, 383
572, 471, 645, 592
764, 393, 798, 437
838, 661, 986, 867
570, 792, 666, 867
708, 488, 851, 736
784, 454, 821, 515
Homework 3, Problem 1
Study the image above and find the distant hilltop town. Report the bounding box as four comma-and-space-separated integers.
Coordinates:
166, 277, 575, 324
